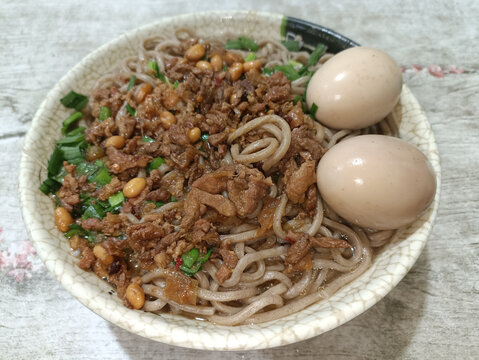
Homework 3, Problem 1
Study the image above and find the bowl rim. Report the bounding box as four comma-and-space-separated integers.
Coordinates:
18, 10, 441, 351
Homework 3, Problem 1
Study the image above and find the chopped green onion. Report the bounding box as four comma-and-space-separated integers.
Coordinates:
282, 39, 300, 52
239, 36, 259, 51
39, 178, 61, 195
68, 157, 84, 166
127, 75, 136, 90
182, 248, 199, 268
61, 111, 82, 134
126, 104, 136, 117
81, 203, 105, 220
61, 145, 83, 161
225, 39, 241, 49
47, 147, 64, 177
299, 43, 326, 76
93, 167, 111, 186
86, 233, 97, 244
98, 106, 111, 122
50, 165, 67, 183
244, 52, 257, 62
309, 102, 318, 119
147, 157, 166, 174
60, 90, 88, 111
262, 67, 274, 76
56, 132, 85, 145
273, 64, 301, 81
201, 133, 209, 142
76, 161, 99, 177
288, 59, 303, 70
170, 195, 177, 202
179, 248, 212, 276
147, 60, 167, 82
80, 193, 118, 215
142, 135, 155, 143
64, 223, 86, 238
108, 192, 125, 208
292, 95, 302, 105
81, 160, 112, 186
147, 60, 159, 75
225, 36, 259, 51
173, 80, 179, 89
65, 126, 86, 137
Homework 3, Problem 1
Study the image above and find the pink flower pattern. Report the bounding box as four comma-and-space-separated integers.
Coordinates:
0, 229, 42, 283
401, 64, 465, 77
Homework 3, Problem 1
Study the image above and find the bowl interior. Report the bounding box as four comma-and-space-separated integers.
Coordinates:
19, 11, 440, 350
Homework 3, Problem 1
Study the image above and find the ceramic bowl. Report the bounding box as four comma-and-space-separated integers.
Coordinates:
18, 11, 440, 350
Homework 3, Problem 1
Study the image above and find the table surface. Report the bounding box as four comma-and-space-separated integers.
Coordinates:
1, 1, 478, 359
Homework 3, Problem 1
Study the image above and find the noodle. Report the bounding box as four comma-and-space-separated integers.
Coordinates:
227, 114, 291, 171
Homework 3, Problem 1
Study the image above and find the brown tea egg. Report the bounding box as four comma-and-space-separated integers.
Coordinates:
306, 47, 403, 130
316, 135, 436, 230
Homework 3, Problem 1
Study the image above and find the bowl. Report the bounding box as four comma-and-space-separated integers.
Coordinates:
18, 11, 440, 350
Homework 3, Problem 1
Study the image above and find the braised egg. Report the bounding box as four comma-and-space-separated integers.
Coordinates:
316, 135, 436, 230
306, 47, 403, 129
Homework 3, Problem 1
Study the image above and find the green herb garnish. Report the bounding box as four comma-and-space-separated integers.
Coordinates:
47, 147, 65, 177
226, 36, 259, 51
147, 157, 166, 174
92, 164, 111, 186
61, 145, 84, 161
66, 224, 95, 241
173, 80, 179, 89
81, 203, 105, 220
292, 95, 302, 105
76, 161, 97, 178
126, 104, 136, 117
127, 75, 136, 90
40, 93, 90, 195
288, 59, 303, 70
60, 91, 88, 111
282, 39, 300, 52
262, 67, 274, 76
77, 160, 112, 186
142, 135, 155, 143
201, 133, 209, 142
61, 111, 82, 134
299, 43, 326, 76
244, 52, 257, 62
108, 192, 125, 208
98, 106, 111, 122
182, 248, 199, 268
55, 130, 85, 145
147, 60, 167, 82
64, 223, 91, 239
179, 248, 212, 276
273, 64, 301, 81
79, 191, 120, 221
309, 102, 318, 120
39, 178, 61, 195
